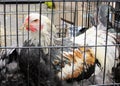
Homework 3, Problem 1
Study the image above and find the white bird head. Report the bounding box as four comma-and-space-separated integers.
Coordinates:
23, 13, 57, 54
24, 13, 57, 34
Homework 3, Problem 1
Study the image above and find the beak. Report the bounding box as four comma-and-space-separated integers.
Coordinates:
19, 25, 25, 30
24, 21, 28, 28
20, 21, 28, 30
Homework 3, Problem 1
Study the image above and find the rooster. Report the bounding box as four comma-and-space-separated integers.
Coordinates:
19, 13, 72, 86
20, 13, 119, 84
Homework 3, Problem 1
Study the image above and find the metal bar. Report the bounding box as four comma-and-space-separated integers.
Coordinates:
0, 0, 45, 4
16, 2, 19, 47
38, 2, 42, 85
89, 83, 120, 86
0, 0, 119, 4
3, 1, 6, 47
0, 44, 119, 49
9, 4, 12, 45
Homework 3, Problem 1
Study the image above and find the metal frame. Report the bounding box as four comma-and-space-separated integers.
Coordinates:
0, 0, 120, 86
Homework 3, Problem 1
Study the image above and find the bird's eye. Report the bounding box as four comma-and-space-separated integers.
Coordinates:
33, 19, 39, 22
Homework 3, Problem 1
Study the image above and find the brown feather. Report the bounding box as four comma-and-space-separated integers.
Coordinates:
57, 47, 95, 80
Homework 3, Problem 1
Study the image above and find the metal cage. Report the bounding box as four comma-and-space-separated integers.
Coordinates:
0, 0, 120, 86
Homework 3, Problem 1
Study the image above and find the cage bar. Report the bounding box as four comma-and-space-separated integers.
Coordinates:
0, 0, 120, 86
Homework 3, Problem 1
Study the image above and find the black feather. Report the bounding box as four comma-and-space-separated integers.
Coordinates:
112, 60, 120, 83
18, 40, 70, 86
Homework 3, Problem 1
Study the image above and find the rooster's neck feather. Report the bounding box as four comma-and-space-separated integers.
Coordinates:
28, 29, 55, 55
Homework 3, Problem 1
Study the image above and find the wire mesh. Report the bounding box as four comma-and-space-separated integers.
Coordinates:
0, 0, 120, 86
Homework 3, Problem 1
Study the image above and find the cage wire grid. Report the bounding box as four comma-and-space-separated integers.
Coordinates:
0, 0, 120, 86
